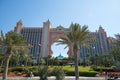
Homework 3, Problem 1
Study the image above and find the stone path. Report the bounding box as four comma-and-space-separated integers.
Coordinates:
0, 76, 107, 80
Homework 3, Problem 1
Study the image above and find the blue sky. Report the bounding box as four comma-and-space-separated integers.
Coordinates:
0, 0, 120, 57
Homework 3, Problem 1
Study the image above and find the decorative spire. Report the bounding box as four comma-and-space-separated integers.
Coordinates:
59, 53, 61, 56
0, 30, 4, 40
19, 19, 22, 22
15, 19, 24, 33
98, 25, 105, 32
47, 19, 50, 23
17, 19, 23, 26
1, 30, 4, 37
99, 25, 102, 29
43, 19, 52, 28
0, 30, 1, 35
57, 53, 64, 60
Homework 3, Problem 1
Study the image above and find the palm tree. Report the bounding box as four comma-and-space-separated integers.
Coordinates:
68, 56, 74, 63
56, 23, 90, 80
0, 54, 5, 66
0, 32, 27, 80
86, 53, 91, 66
47, 54, 52, 66
110, 34, 120, 62
94, 53, 98, 66
9, 49, 30, 67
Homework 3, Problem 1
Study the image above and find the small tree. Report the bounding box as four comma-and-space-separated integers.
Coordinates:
38, 66, 49, 80
109, 34, 120, 64
0, 32, 27, 80
56, 23, 91, 80
47, 55, 52, 66
0, 54, 5, 66
53, 67, 65, 80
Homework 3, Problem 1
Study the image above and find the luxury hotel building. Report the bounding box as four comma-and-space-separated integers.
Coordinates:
14, 20, 113, 62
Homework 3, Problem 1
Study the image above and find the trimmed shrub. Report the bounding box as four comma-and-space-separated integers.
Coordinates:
53, 67, 65, 80
92, 66, 113, 72
28, 66, 38, 72
80, 72, 98, 77
112, 66, 120, 72
9, 67, 25, 72
65, 70, 74, 76
38, 66, 49, 80
32, 71, 39, 76
65, 70, 98, 77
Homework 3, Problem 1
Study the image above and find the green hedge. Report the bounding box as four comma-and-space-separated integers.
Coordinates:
65, 70, 98, 77
80, 72, 98, 77
9, 67, 25, 72
92, 66, 113, 72
32, 70, 98, 77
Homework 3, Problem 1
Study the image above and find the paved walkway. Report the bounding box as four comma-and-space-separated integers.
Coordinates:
0, 76, 108, 80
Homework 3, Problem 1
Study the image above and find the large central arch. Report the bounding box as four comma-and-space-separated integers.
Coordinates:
40, 21, 73, 57
49, 26, 73, 57
49, 29, 73, 57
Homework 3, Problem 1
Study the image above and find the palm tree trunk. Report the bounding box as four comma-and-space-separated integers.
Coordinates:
74, 49, 79, 80
3, 48, 12, 80
25, 58, 28, 66
47, 58, 48, 66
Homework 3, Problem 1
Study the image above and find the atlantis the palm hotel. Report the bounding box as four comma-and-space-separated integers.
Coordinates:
13, 20, 114, 63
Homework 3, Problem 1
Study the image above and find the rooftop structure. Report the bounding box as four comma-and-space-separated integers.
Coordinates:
57, 53, 64, 60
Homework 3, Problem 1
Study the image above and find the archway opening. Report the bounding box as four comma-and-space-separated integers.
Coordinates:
51, 39, 69, 58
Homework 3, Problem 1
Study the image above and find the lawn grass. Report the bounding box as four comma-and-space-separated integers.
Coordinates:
7, 65, 96, 73
61, 66, 98, 76
62, 66, 94, 72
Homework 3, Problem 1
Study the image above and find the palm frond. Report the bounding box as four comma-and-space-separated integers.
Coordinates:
64, 46, 68, 49
55, 23, 92, 51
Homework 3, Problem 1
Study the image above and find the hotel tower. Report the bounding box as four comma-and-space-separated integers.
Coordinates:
14, 20, 113, 62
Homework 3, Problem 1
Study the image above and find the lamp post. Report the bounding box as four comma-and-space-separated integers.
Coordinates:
92, 46, 96, 65
29, 42, 42, 65
37, 43, 42, 65
93, 46, 95, 56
